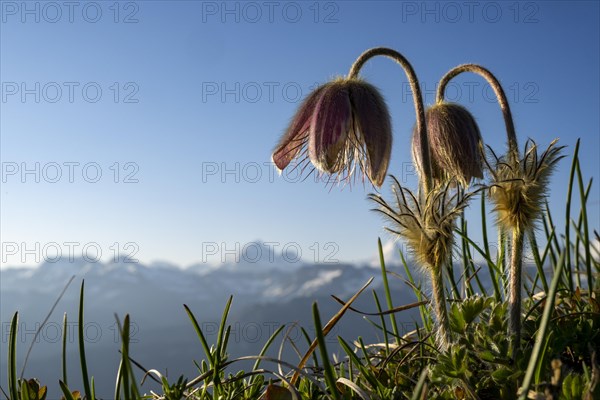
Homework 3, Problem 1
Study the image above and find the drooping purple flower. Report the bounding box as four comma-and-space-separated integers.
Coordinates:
412, 102, 483, 186
272, 78, 392, 187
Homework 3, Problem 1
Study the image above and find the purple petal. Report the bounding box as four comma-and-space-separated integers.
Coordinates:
308, 81, 352, 173
412, 125, 443, 183
272, 85, 327, 170
348, 81, 392, 187
425, 103, 484, 185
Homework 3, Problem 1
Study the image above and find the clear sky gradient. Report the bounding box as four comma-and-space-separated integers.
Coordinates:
1, 1, 599, 267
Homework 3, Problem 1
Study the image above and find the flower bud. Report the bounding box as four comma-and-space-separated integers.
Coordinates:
412, 102, 483, 186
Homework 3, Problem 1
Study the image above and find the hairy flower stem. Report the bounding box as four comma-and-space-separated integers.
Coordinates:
349, 48, 455, 350
509, 228, 524, 351
348, 47, 433, 194
437, 63, 525, 351
430, 264, 451, 350
498, 229, 508, 291
436, 64, 518, 155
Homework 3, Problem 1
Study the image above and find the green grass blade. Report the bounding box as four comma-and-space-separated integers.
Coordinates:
62, 313, 68, 386
541, 211, 558, 267
463, 219, 487, 296
400, 251, 432, 332
114, 361, 123, 400
538, 226, 557, 270
534, 331, 554, 386
251, 324, 285, 373
8, 312, 19, 400
564, 139, 580, 292
58, 381, 77, 400
573, 177, 592, 289
183, 304, 214, 366
337, 337, 379, 390
213, 295, 233, 390
120, 315, 141, 400
20, 380, 31, 400
301, 327, 320, 368
312, 303, 340, 400
378, 238, 400, 344
372, 290, 389, 354
445, 256, 461, 300
357, 337, 372, 368
545, 201, 562, 267
291, 277, 374, 386
498, 229, 508, 295
575, 158, 592, 290
120, 326, 130, 400
481, 192, 501, 301
216, 296, 233, 359
20, 275, 75, 380
518, 250, 566, 399
78, 280, 94, 400
454, 228, 502, 292
221, 325, 231, 360
526, 273, 539, 299
410, 368, 429, 400
528, 232, 549, 292
460, 216, 475, 297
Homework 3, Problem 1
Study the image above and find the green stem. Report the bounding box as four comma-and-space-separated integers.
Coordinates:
430, 266, 451, 350
436, 64, 518, 156
438, 64, 529, 351
498, 229, 507, 292
518, 251, 566, 400
378, 238, 400, 344
509, 228, 524, 350
564, 139, 580, 291
482, 192, 502, 301
575, 158, 593, 291
348, 47, 432, 194
528, 232, 549, 293
446, 254, 460, 300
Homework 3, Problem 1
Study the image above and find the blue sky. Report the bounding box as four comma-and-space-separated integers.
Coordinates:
1, 1, 599, 267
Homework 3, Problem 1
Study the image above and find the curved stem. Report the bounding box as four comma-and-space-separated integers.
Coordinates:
348, 47, 432, 194
436, 64, 519, 157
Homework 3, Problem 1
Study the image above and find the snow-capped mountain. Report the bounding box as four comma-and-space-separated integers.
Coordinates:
0, 245, 420, 399
367, 239, 408, 267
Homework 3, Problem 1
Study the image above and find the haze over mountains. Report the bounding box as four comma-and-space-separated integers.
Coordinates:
1, 241, 422, 399
0, 237, 564, 398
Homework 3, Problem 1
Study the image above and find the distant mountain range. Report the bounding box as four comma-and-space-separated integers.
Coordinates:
0, 238, 558, 398
1, 241, 423, 399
